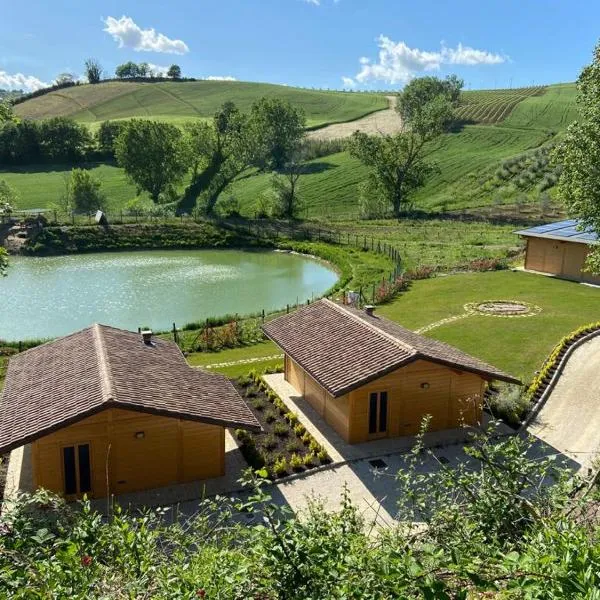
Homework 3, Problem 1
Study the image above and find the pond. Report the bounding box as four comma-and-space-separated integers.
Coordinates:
0, 249, 339, 341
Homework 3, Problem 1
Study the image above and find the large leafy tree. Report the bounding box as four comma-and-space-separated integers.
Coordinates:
179, 102, 253, 214
115, 120, 188, 203
348, 75, 462, 218
115, 62, 140, 79
554, 41, 600, 273
249, 97, 306, 170
167, 64, 182, 79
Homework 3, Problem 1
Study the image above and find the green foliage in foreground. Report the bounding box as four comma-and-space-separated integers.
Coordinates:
2, 425, 599, 598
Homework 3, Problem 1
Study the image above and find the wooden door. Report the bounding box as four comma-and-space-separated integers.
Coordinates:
368, 391, 389, 439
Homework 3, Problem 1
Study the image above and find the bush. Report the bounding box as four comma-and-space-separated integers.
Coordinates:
286, 439, 302, 453
303, 453, 316, 467
290, 453, 304, 472
261, 434, 278, 451
251, 398, 266, 411
309, 440, 322, 454
272, 456, 288, 477
264, 409, 278, 424
317, 449, 331, 464
489, 385, 528, 426
273, 422, 290, 437
293, 423, 306, 437
301, 432, 312, 446
285, 412, 299, 426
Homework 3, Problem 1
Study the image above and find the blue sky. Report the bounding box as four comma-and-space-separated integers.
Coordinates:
1, 0, 598, 92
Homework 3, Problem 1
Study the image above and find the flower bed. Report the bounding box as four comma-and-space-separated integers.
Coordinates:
234, 370, 331, 479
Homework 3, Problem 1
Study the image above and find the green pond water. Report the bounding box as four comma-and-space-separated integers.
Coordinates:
0, 249, 338, 341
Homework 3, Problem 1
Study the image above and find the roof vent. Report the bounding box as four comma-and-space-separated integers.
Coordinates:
141, 330, 153, 345
364, 305, 375, 316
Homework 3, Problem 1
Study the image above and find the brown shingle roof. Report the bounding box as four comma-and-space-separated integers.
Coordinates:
263, 299, 520, 396
0, 324, 260, 454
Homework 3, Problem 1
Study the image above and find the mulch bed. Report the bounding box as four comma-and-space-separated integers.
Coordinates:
233, 375, 331, 479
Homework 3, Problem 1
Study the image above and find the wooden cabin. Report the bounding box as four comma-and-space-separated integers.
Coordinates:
516, 219, 600, 284
0, 325, 260, 499
263, 299, 520, 444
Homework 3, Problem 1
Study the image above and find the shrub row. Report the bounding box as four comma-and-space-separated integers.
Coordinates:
21, 222, 260, 255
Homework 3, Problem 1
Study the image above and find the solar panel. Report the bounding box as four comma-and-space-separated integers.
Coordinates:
515, 219, 598, 244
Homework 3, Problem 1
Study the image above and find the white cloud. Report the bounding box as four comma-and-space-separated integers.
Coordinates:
350, 36, 507, 85
341, 76, 356, 88
204, 76, 237, 81
0, 70, 48, 92
103, 16, 189, 55
146, 63, 170, 76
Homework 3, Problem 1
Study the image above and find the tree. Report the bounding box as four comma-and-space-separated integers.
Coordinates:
0, 101, 15, 123
396, 74, 463, 126
55, 73, 75, 86
249, 97, 306, 170
95, 120, 126, 158
115, 120, 188, 203
84, 58, 102, 84
38, 118, 91, 162
553, 41, 600, 273
65, 168, 106, 213
348, 75, 462, 218
270, 156, 305, 219
0, 180, 18, 214
137, 62, 150, 78
115, 61, 140, 79
167, 64, 182, 79
179, 102, 253, 214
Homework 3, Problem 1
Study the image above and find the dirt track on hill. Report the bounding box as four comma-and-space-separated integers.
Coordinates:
308, 96, 402, 141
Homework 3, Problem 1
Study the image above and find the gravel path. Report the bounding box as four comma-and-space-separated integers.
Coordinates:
307, 96, 402, 141
527, 335, 600, 470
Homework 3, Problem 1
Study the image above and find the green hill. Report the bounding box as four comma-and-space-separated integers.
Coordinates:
13, 80, 388, 129
4, 83, 579, 215
220, 84, 578, 215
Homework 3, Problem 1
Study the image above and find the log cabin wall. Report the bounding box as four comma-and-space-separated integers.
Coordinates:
31, 408, 225, 498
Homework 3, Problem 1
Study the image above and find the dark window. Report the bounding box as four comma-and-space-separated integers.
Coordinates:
78, 444, 91, 493
369, 392, 378, 434
63, 446, 77, 495
379, 392, 388, 432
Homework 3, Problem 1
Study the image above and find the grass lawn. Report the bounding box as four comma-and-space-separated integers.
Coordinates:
330, 218, 521, 270
1, 163, 141, 212
378, 270, 600, 383
186, 341, 282, 377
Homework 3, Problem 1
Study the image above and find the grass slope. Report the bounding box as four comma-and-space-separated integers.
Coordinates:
14, 80, 388, 129
4, 84, 578, 218
220, 84, 579, 215
378, 270, 600, 381
455, 86, 546, 124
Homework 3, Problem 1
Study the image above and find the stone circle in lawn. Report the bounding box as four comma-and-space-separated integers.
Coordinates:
465, 300, 542, 318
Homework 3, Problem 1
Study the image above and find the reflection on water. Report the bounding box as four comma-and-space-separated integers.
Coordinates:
0, 249, 338, 340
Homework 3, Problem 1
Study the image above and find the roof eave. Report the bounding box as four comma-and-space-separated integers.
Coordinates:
516, 231, 598, 245
0, 399, 261, 456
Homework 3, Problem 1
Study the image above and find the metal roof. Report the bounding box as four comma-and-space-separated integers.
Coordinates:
515, 219, 598, 245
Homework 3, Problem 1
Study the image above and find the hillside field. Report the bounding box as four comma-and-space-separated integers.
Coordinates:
3, 83, 578, 217
13, 80, 388, 129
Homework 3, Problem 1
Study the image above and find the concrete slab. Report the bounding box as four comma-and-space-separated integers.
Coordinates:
528, 336, 600, 471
